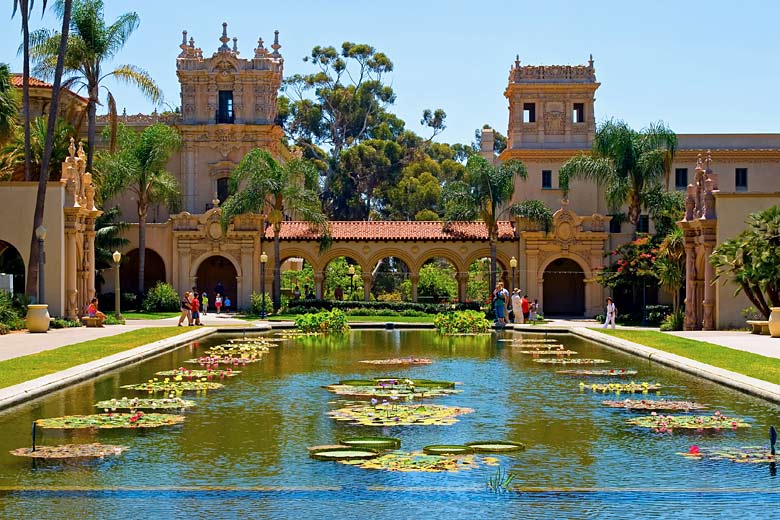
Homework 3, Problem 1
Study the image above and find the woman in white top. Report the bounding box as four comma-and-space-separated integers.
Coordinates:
511, 289, 523, 324
603, 297, 616, 329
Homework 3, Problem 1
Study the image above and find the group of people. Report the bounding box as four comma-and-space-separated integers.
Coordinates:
178, 281, 231, 326
491, 282, 539, 325
292, 285, 316, 300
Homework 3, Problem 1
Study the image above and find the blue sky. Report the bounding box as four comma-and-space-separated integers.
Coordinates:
2, 0, 778, 145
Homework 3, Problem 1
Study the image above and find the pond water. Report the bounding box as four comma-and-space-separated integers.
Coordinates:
0, 330, 779, 519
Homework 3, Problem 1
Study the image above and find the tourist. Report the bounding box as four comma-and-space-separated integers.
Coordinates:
603, 297, 617, 329
334, 285, 343, 301
293, 285, 301, 300
531, 299, 540, 322
492, 282, 509, 325
178, 291, 192, 326
511, 288, 523, 324
201, 292, 209, 315
224, 296, 232, 313
305, 285, 315, 299
214, 280, 225, 299
214, 293, 223, 314
191, 292, 202, 326
521, 294, 531, 323
86, 298, 106, 325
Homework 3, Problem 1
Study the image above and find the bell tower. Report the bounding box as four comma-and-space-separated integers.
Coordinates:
504, 55, 599, 150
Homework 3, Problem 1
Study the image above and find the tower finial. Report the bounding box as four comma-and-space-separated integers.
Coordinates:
219, 22, 230, 51
181, 30, 187, 47
232, 36, 238, 54
271, 30, 281, 57
588, 53, 594, 67
514, 54, 521, 68
255, 36, 266, 58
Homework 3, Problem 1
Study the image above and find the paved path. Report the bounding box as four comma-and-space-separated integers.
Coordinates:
667, 330, 780, 359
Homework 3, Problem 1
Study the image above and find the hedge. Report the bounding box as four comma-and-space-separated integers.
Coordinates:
284, 299, 481, 315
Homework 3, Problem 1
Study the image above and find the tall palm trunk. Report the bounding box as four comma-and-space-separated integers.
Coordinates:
273, 226, 281, 311
86, 81, 99, 174
26, 0, 72, 299
137, 199, 147, 307
489, 237, 497, 295
21, 0, 31, 181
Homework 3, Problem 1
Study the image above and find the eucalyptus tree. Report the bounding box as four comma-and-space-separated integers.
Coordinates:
30, 0, 162, 172
443, 155, 528, 291
96, 123, 181, 300
220, 149, 328, 311
559, 120, 677, 232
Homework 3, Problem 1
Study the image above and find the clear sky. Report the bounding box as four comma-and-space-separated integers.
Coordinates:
2, 0, 779, 145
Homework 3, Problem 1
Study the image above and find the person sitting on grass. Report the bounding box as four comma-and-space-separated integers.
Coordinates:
86, 298, 106, 325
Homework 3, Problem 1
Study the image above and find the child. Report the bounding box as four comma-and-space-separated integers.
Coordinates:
191, 292, 202, 326
86, 298, 106, 325
215, 293, 222, 314
201, 292, 209, 315
224, 296, 231, 313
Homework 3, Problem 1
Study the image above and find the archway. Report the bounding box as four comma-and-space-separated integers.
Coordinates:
196, 255, 238, 309
121, 248, 167, 296
543, 258, 585, 316
280, 256, 315, 303
0, 240, 25, 294
415, 257, 457, 303
371, 256, 410, 302
323, 256, 363, 301
467, 257, 508, 304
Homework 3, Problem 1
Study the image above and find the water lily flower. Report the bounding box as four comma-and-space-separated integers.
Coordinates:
689, 445, 700, 454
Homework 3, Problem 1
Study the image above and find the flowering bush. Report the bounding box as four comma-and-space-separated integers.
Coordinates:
294, 309, 351, 334
597, 236, 658, 289
434, 310, 491, 335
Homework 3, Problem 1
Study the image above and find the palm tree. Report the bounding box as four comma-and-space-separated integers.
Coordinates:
30, 0, 162, 173
0, 64, 18, 145
25, 0, 72, 299
93, 206, 129, 292
0, 116, 73, 180
220, 149, 328, 311
654, 227, 685, 312
12, 0, 40, 180
443, 155, 528, 292
559, 119, 677, 232
96, 123, 181, 302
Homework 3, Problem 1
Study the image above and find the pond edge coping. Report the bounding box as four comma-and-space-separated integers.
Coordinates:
571, 327, 780, 405
0, 328, 215, 413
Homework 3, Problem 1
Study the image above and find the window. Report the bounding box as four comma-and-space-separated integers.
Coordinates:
216, 177, 230, 204
735, 168, 748, 191
674, 168, 688, 190
572, 103, 585, 123
542, 170, 552, 189
608, 215, 621, 234
217, 90, 234, 124
523, 102, 536, 123
637, 215, 650, 233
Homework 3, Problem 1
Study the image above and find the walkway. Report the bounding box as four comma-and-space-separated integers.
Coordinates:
667, 330, 780, 359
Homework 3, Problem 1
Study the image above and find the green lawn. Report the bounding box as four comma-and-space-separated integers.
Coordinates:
0, 328, 190, 389
122, 311, 179, 320
595, 329, 780, 384
240, 314, 436, 323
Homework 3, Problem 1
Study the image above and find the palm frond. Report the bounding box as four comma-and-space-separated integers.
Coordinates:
558, 154, 614, 195
104, 11, 140, 58
109, 64, 162, 104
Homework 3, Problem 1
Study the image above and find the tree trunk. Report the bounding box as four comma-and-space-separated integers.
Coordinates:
86, 82, 99, 174
21, 0, 31, 182
489, 238, 497, 295
273, 228, 281, 311
25, 0, 72, 298
137, 200, 147, 307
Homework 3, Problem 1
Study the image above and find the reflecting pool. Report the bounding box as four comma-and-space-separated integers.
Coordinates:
0, 330, 779, 519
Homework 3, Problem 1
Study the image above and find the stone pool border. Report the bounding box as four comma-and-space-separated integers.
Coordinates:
0, 328, 215, 413
569, 327, 780, 405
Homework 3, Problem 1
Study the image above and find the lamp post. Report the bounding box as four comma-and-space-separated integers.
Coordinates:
509, 256, 517, 293
35, 225, 46, 304
348, 265, 355, 298
112, 251, 122, 319
260, 251, 268, 318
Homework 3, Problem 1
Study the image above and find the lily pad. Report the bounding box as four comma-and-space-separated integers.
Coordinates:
580, 382, 661, 393
155, 368, 240, 378
628, 412, 751, 432
324, 378, 459, 399
340, 436, 401, 450
94, 397, 195, 411
422, 444, 473, 455
465, 441, 526, 453
307, 444, 350, 452
513, 343, 566, 350
342, 451, 479, 472
10, 443, 128, 459
120, 380, 224, 392
534, 358, 610, 365
556, 369, 638, 377
679, 446, 778, 463
329, 403, 473, 427
517, 350, 578, 356
309, 447, 379, 461
359, 357, 432, 366
602, 399, 707, 411
35, 413, 185, 430
184, 356, 261, 366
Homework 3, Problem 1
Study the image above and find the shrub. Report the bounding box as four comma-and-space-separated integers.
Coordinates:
0, 322, 9, 335
0, 290, 25, 331
142, 282, 180, 312
98, 291, 137, 312
284, 299, 479, 315
434, 310, 491, 334
645, 305, 673, 325
250, 291, 272, 316
659, 308, 685, 331
50, 318, 82, 329
104, 315, 126, 325
294, 309, 351, 334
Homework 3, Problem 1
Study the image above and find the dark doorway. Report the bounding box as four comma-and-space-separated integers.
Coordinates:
196, 256, 238, 306
0, 240, 25, 294
121, 248, 167, 296
543, 258, 585, 316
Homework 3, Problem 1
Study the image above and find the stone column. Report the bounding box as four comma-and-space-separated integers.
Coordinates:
362, 272, 373, 302
455, 272, 469, 303
65, 227, 78, 320
702, 243, 715, 330
409, 272, 419, 302
178, 244, 191, 295
683, 243, 696, 331
85, 216, 97, 303
314, 271, 324, 299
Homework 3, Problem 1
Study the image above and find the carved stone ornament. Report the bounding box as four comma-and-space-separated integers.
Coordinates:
552, 200, 582, 250
545, 111, 565, 135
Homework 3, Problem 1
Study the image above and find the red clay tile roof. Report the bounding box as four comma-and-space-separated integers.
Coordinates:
11, 74, 88, 103
268, 221, 516, 241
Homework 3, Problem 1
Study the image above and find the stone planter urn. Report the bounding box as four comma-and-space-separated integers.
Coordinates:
25, 304, 50, 333
770, 307, 780, 338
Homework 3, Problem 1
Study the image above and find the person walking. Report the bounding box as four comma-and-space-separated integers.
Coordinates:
191, 292, 202, 326
334, 285, 343, 301
511, 288, 523, 324
521, 295, 531, 323
224, 296, 232, 313
603, 297, 617, 329
492, 282, 509, 325
530, 299, 539, 322
215, 293, 223, 314
178, 291, 192, 326
201, 292, 209, 315
214, 281, 225, 300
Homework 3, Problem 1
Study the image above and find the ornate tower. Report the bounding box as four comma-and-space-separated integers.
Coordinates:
175, 23, 284, 212
504, 55, 599, 150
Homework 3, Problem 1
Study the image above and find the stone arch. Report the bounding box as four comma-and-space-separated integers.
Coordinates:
320, 251, 366, 301
539, 254, 591, 316
276, 248, 321, 273
463, 250, 512, 275
366, 248, 416, 276
318, 249, 369, 273
191, 253, 241, 308
121, 248, 168, 296
413, 248, 466, 273
367, 252, 413, 301
0, 239, 26, 293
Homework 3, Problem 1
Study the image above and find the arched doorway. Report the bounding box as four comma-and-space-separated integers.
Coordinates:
0, 240, 25, 294
415, 257, 457, 303
372, 256, 410, 302
121, 249, 167, 296
543, 258, 585, 316
196, 255, 238, 307
324, 256, 363, 301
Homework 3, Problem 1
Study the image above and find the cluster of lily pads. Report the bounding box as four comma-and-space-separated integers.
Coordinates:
628, 411, 751, 433
579, 382, 662, 394
602, 399, 707, 412
518, 349, 578, 356
329, 403, 474, 426
557, 369, 638, 377
680, 445, 778, 463
534, 358, 610, 365
358, 357, 432, 366
323, 378, 459, 400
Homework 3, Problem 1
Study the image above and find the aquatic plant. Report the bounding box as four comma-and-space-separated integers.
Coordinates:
601, 399, 707, 411
295, 309, 351, 334
422, 445, 473, 455
517, 349, 578, 356
35, 413, 185, 429
155, 368, 240, 379
556, 369, 638, 377
434, 310, 491, 334
466, 441, 526, 453
511, 343, 566, 349
184, 356, 261, 367
94, 397, 195, 411
309, 447, 379, 461
328, 403, 473, 426
486, 466, 518, 494
580, 382, 661, 393
324, 378, 459, 399
533, 358, 610, 365
10, 444, 128, 459
120, 379, 224, 392
340, 437, 401, 450
628, 411, 751, 432
679, 446, 778, 463
358, 357, 433, 366
339, 451, 481, 473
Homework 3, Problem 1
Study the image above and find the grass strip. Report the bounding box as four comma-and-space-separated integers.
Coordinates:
122, 312, 178, 320
595, 329, 780, 384
0, 328, 190, 389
